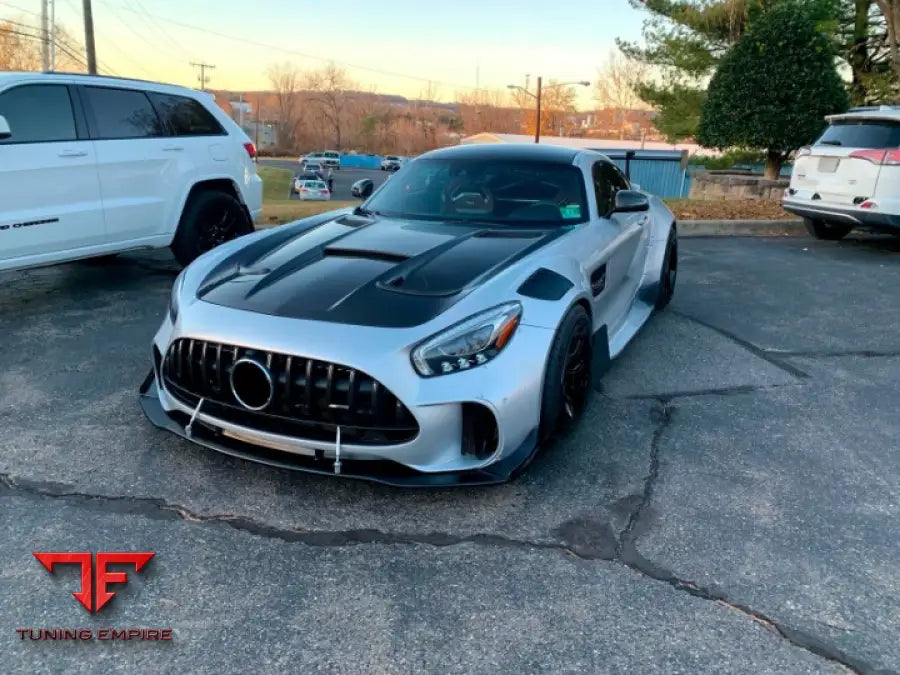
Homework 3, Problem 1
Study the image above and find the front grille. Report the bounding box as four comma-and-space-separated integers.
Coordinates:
162, 338, 419, 445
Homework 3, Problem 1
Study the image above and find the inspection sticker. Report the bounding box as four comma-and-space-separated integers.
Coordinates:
560, 204, 581, 219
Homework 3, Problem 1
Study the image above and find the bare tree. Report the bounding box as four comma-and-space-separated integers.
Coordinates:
306, 63, 355, 150
594, 50, 650, 111
1, 19, 84, 72
456, 88, 521, 134
267, 62, 302, 151
1, 21, 42, 71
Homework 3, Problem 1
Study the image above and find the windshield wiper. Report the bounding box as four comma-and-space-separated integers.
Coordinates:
819, 140, 842, 146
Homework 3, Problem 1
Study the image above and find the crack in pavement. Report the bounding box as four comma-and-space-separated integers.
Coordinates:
617, 382, 804, 401
2, 434, 887, 675
767, 349, 900, 359
671, 310, 810, 379
610, 400, 888, 675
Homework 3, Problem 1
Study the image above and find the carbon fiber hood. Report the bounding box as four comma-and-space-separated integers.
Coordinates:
196, 212, 564, 328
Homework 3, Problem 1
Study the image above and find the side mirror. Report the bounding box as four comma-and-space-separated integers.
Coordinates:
611, 190, 649, 214
0, 115, 11, 140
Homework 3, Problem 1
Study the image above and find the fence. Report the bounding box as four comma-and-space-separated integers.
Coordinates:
591, 149, 690, 198
339, 154, 383, 170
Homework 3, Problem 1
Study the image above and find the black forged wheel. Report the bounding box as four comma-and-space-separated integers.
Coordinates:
539, 305, 592, 443
171, 190, 253, 267
656, 227, 678, 309
803, 217, 853, 241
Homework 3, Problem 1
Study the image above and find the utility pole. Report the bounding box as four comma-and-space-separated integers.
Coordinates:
192, 62, 216, 91
82, 0, 97, 74
49, 0, 55, 70
534, 76, 542, 144
40, 0, 49, 70
255, 93, 260, 150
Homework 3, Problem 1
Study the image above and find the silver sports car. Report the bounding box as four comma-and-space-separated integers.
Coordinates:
139, 144, 678, 486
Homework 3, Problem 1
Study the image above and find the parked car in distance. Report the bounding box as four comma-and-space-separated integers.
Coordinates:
783, 105, 900, 240
301, 151, 340, 170
381, 155, 403, 171
302, 161, 324, 178
0, 71, 262, 271
292, 179, 331, 201
351, 178, 374, 198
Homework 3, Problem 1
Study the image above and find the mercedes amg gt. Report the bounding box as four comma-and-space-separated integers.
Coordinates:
139, 144, 678, 486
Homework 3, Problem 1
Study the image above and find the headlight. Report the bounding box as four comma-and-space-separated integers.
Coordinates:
411, 302, 522, 377
169, 270, 186, 323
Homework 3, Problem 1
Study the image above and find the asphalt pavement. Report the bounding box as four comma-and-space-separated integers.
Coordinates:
2, 234, 899, 674
259, 159, 391, 201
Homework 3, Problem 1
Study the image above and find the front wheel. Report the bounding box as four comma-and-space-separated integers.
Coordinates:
656, 227, 677, 309
539, 305, 592, 443
804, 218, 852, 241
170, 190, 253, 267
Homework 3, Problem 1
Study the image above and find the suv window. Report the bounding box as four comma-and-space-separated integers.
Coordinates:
817, 119, 900, 148
592, 161, 629, 216
147, 93, 224, 136
0, 84, 77, 144
83, 86, 165, 139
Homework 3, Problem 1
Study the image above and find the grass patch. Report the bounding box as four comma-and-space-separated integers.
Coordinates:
259, 200, 358, 227
258, 166, 295, 202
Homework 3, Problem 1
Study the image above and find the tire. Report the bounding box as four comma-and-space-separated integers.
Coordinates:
170, 190, 253, 267
804, 217, 852, 241
656, 227, 677, 309
539, 304, 592, 443
363, 184, 373, 198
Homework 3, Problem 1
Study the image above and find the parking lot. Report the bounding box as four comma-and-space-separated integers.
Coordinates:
258, 159, 391, 200
2, 234, 899, 674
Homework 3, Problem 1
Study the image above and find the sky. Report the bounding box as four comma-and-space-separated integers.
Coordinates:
4, 0, 647, 108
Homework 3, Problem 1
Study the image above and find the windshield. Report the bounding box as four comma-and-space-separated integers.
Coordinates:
365, 158, 588, 225
817, 119, 900, 148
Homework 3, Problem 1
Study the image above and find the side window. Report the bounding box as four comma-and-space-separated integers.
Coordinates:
83, 86, 164, 139
0, 85, 77, 144
591, 162, 614, 216
147, 93, 225, 136
592, 162, 631, 217
608, 164, 630, 192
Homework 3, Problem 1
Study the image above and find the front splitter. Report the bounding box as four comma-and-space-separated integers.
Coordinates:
138, 371, 539, 488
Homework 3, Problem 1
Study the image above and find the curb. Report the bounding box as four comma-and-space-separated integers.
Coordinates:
679, 219, 805, 237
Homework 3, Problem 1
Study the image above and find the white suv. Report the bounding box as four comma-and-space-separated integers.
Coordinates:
300, 150, 340, 170
0, 72, 263, 271
783, 106, 900, 240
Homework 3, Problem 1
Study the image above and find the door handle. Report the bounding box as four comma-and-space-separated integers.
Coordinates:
162, 145, 184, 152
58, 149, 88, 157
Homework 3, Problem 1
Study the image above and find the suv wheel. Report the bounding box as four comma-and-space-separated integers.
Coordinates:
804, 217, 853, 241
171, 190, 253, 267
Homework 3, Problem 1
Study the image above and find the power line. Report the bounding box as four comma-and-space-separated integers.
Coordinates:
191, 61, 215, 90
128, 0, 192, 60
59, 0, 148, 76
0, 1, 39, 16
96, 0, 486, 91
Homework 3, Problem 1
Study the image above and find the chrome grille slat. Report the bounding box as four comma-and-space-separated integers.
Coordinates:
161, 338, 418, 445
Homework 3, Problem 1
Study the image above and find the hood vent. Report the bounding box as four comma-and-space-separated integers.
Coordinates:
323, 247, 409, 263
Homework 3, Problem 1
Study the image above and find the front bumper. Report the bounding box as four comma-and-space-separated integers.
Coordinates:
138, 303, 554, 486
140, 372, 538, 487
782, 198, 900, 231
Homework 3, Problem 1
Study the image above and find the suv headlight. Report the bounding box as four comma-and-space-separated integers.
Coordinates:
169, 270, 186, 323
411, 302, 522, 377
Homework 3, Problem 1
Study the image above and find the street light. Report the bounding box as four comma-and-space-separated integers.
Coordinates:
507, 78, 591, 143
